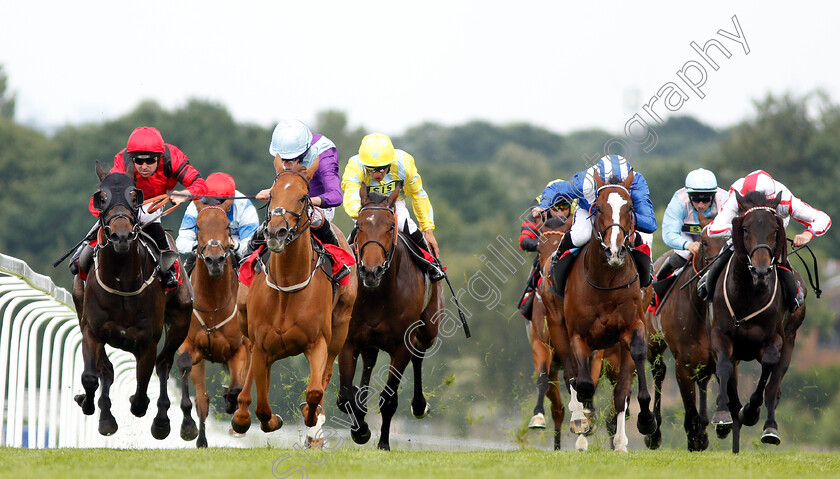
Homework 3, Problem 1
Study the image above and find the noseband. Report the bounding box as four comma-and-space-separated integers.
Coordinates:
264, 169, 313, 247
195, 205, 232, 261
99, 210, 141, 246
592, 184, 635, 250
355, 205, 398, 272
742, 206, 779, 272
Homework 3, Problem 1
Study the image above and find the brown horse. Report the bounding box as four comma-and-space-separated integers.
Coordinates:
648, 210, 727, 450
553, 171, 657, 452
710, 190, 806, 453
337, 184, 442, 451
71, 162, 192, 439
231, 157, 356, 445
176, 199, 250, 448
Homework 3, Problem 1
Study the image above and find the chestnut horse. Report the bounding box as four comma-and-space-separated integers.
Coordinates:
71, 162, 192, 439
231, 157, 356, 446
710, 190, 806, 453
648, 211, 727, 450
177, 199, 249, 448
337, 184, 442, 451
552, 171, 657, 452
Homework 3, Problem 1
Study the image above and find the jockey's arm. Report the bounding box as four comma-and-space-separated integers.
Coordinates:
175, 203, 199, 254
233, 199, 260, 258
788, 193, 831, 247
402, 154, 435, 231
661, 192, 691, 250
340, 162, 365, 220
707, 190, 738, 238
630, 173, 657, 233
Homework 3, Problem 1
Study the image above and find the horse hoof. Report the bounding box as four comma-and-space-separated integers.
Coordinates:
151, 418, 171, 440
98, 416, 118, 436
231, 417, 251, 435
738, 405, 760, 427
377, 442, 391, 451
180, 421, 199, 441
351, 425, 371, 445
644, 429, 662, 450
614, 443, 628, 453
196, 435, 208, 448
75, 394, 95, 416
570, 418, 591, 435
688, 432, 710, 452
529, 413, 547, 429
711, 410, 733, 426
413, 402, 431, 419
575, 434, 588, 452
261, 414, 284, 433
129, 394, 149, 417
761, 427, 781, 445
637, 413, 658, 436
305, 435, 326, 449
715, 423, 732, 439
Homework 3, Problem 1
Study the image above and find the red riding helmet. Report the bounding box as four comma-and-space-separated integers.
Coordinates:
126, 127, 165, 153
205, 172, 236, 197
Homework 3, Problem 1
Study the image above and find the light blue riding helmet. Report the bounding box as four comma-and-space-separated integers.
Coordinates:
596, 154, 633, 181
684, 168, 718, 193
269, 119, 313, 160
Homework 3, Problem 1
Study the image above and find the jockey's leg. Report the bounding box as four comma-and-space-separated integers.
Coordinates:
518, 258, 541, 319
69, 222, 100, 275
547, 208, 591, 297
241, 223, 266, 259
631, 232, 653, 288
310, 207, 340, 247
778, 262, 805, 313
697, 242, 733, 302
407, 228, 445, 282
651, 250, 689, 304
184, 251, 197, 277
145, 221, 179, 289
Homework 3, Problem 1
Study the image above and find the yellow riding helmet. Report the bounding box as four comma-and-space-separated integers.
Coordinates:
359, 133, 395, 168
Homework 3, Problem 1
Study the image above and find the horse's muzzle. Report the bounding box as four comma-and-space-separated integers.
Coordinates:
358, 263, 384, 288
750, 264, 773, 286
265, 227, 289, 253
203, 256, 226, 278
603, 243, 627, 268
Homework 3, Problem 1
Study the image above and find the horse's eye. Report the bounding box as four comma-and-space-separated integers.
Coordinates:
300, 197, 306, 203
389, 224, 395, 231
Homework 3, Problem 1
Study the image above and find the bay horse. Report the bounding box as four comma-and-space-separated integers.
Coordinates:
553, 171, 657, 452
231, 157, 356, 446
71, 162, 192, 439
648, 210, 727, 450
337, 184, 442, 451
710, 190, 806, 453
176, 198, 249, 448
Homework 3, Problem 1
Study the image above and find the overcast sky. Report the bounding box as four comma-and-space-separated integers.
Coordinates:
1, 1, 836, 136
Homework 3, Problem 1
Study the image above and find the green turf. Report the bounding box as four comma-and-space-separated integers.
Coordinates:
1, 448, 839, 479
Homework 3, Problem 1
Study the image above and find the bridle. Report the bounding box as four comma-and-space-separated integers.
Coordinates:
195, 205, 233, 263
355, 204, 399, 273
263, 169, 314, 247
591, 184, 635, 251
742, 206, 780, 273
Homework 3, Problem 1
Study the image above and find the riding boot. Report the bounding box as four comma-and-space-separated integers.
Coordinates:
630, 248, 653, 288
518, 259, 541, 318
146, 222, 179, 290
547, 233, 576, 297
184, 251, 197, 277
241, 224, 266, 259
69, 222, 100, 275
697, 245, 733, 302
408, 229, 445, 282
778, 265, 805, 313
312, 219, 340, 247
651, 254, 687, 302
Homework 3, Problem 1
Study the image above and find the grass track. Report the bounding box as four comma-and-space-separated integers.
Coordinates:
2, 448, 839, 479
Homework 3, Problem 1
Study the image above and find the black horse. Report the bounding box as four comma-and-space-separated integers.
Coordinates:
709, 190, 806, 453
71, 162, 192, 438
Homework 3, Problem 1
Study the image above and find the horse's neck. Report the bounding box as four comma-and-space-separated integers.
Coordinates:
269, 230, 314, 284
193, 258, 237, 306
584, 239, 634, 281
381, 240, 408, 288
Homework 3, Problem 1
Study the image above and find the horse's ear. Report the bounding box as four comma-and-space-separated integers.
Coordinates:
731, 216, 747, 257
774, 216, 788, 265
387, 181, 403, 208
359, 183, 370, 206
303, 156, 319, 182
194, 199, 207, 212
770, 192, 783, 210
124, 158, 136, 184
621, 170, 634, 190
221, 198, 234, 212
95, 161, 108, 182
697, 208, 710, 226
734, 189, 748, 212
273, 154, 284, 175
593, 171, 606, 190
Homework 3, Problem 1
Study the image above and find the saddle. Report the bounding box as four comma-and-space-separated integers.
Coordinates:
237, 238, 354, 292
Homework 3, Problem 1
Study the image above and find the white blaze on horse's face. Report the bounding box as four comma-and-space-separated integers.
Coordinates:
606, 192, 628, 263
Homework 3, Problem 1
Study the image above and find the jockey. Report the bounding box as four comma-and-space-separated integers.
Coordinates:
697, 170, 831, 313
517, 180, 573, 319
251, 119, 343, 250
532, 155, 657, 296
75, 127, 207, 289
341, 132, 445, 282
176, 172, 259, 274
652, 168, 728, 298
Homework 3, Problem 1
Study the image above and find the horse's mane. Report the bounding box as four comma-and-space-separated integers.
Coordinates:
364, 191, 389, 206
282, 161, 308, 174
544, 216, 566, 229
607, 174, 621, 185
742, 190, 769, 208
201, 197, 222, 206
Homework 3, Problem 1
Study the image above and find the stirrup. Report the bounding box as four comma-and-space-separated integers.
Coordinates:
161, 268, 178, 289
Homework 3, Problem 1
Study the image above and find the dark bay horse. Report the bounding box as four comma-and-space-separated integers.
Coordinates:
337, 184, 442, 451
710, 190, 806, 453
232, 157, 356, 446
648, 211, 727, 450
71, 162, 192, 439
177, 199, 250, 448
554, 171, 657, 453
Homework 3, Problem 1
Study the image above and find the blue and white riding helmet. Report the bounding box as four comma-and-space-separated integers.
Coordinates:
596, 154, 633, 182
269, 119, 313, 160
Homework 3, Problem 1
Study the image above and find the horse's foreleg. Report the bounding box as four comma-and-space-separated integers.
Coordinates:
626, 325, 656, 437
337, 343, 370, 444
760, 332, 793, 445
568, 335, 593, 436
711, 329, 735, 428
75, 322, 100, 416
130, 347, 155, 418
251, 348, 282, 433
410, 354, 430, 419
610, 347, 636, 453
151, 296, 192, 440
675, 361, 705, 451
740, 335, 782, 428
191, 358, 210, 447
302, 335, 329, 428
231, 349, 255, 434
176, 347, 199, 443
645, 336, 666, 450
226, 343, 249, 415
97, 352, 117, 436
377, 347, 412, 451
359, 347, 378, 413
546, 366, 565, 450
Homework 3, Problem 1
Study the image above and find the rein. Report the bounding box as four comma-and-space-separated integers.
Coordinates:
722, 255, 779, 327
93, 239, 158, 297
263, 169, 314, 248
582, 243, 639, 291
